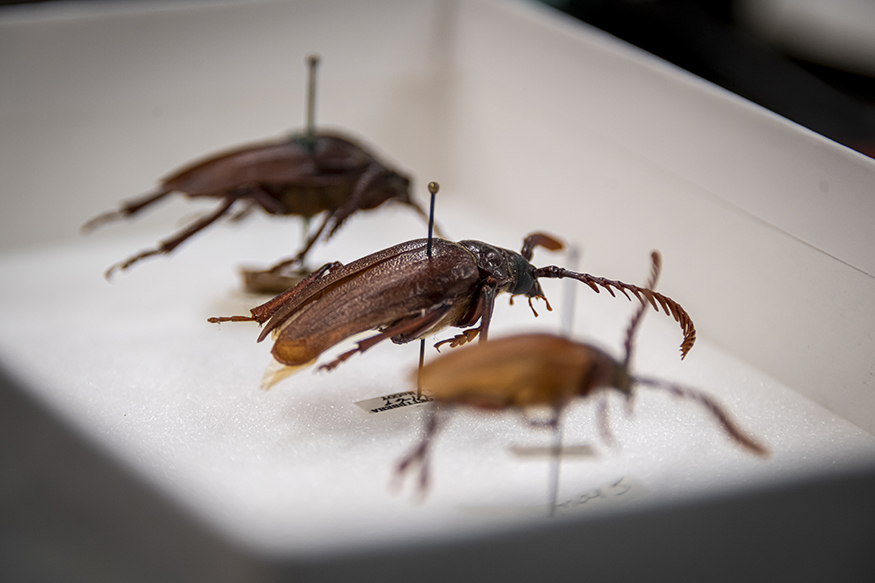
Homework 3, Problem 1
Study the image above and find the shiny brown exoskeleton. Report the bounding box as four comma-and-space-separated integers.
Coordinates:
83, 55, 432, 286
83, 132, 427, 281
394, 252, 767, 499
208, 233, 696, 389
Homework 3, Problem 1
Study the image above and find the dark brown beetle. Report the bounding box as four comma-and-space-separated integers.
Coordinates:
83, 55, 431, 285
395, 252, 767, 499
208, 234, 697, 389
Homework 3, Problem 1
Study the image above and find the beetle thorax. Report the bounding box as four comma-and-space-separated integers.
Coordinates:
458, 240, 538, 296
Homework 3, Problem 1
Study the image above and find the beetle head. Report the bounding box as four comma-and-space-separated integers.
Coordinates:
507, 251, 541, 297
359, 171, 412, 210
458, 240, 543, 297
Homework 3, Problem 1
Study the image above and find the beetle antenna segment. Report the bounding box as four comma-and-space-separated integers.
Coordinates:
532, 265, 696, 359
635, 376, 769, 456
622, 251, 662, 369
521, 232, 564, 262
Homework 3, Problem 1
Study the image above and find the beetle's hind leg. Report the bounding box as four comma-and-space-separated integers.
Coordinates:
318, 306, 452, 372
264, 211, 332, 275
81, 189, 173, 233
392, 404, 448, 498
104, 197, 237, 278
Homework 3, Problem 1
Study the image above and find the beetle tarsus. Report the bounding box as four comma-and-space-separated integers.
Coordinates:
317, 348, 359, 372
434, 328, 480, 351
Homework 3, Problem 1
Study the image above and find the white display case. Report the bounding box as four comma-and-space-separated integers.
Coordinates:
1, 0, 873, 580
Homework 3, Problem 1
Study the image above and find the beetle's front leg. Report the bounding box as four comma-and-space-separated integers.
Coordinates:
433, 328, 480, 351
432, 281, 498, 351
81, 188, 172, 233
104, 197, 237, 278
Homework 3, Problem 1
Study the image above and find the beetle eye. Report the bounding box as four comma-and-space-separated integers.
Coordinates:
509, 255, 537, 296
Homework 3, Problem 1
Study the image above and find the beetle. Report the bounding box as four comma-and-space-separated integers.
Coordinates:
208, 233, 697, 390
394, 251, 768, 498
83, 131, 429, 283
82, 55, 433, 287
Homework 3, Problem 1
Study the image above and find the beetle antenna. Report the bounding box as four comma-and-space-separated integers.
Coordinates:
521, 232, 564, 262
635, 376, 769, 457
622, 251, 661, 369
532, 265, 696, 358
306, 54, 319, 145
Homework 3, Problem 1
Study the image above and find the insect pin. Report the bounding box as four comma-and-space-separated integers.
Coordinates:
82, 54, 435, 290
207, 223, 697, 390
394, 251, 768, 509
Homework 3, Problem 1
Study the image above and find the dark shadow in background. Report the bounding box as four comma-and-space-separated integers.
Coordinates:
557, 0, 875, 157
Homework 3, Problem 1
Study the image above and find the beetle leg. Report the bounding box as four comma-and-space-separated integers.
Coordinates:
248, 261, 342, 327
433, 328, 480, 351
393, 404, 448, 498
104, 197, 237, 278
595, 395, 615, 446
476, 282, 497, 342
317, 306, 452, 372
245, 184, 286, 215
81, 188, 172, 232
206, 262, 341, 326
432, 281, 497, 350
324, 165, 389, 239
264, 211, 332, 274
226, 200, 257, 222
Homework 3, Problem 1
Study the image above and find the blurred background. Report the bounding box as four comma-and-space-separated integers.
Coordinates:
550, 0, 875, 158
4, 0, 875, 157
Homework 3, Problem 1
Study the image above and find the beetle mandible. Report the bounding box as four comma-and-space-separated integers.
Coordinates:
83, 55, 432, 285
208, 233, 697, 389
394, 251, 767, 496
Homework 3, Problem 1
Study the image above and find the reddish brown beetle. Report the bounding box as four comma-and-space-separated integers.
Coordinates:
208, 234, 697, 389
394, 252, 767, 499
83, 55, 431, 285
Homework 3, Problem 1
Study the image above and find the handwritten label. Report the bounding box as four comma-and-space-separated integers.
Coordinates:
555, 476, 643, 513
354, 391, 433, 415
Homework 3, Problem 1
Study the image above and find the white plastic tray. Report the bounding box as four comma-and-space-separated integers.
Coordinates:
2, 0, 874, 578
